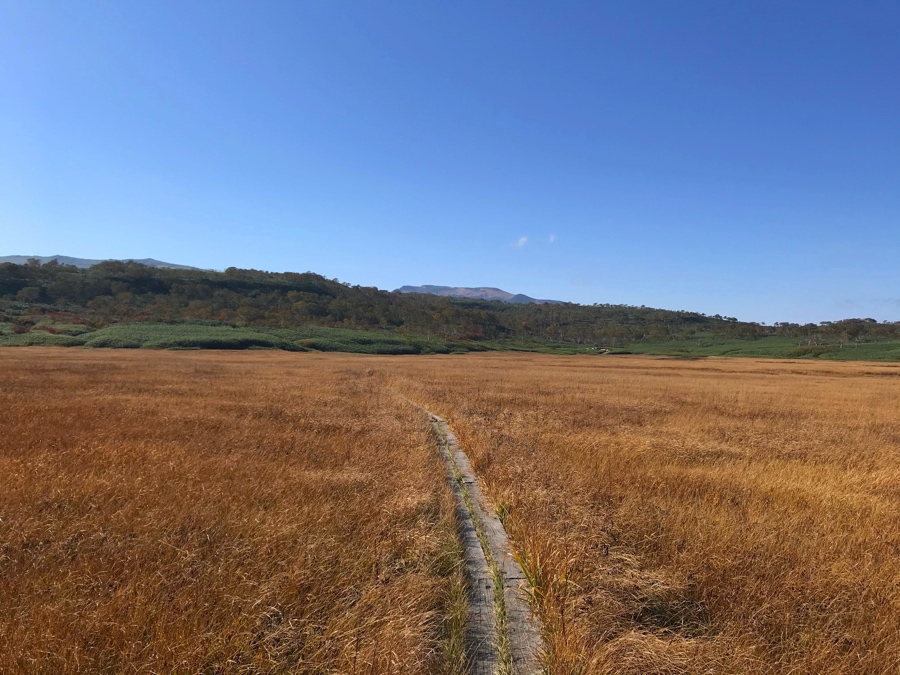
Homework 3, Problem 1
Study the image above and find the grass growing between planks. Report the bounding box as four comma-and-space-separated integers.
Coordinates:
392, 353, 900, 674
0, 349, 465, 674
434, 420, 513, 674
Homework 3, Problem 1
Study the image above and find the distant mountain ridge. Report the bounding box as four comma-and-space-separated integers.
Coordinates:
0, 255, 199, 270
396, 284, 564, 305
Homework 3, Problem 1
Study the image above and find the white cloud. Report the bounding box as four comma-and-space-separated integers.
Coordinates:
548, 234, 557, 244
516, 236, 528, 248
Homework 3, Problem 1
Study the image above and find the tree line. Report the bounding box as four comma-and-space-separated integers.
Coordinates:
2, 259, 898, 346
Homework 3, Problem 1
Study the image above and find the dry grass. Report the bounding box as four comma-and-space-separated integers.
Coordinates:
391, 354, 900, 674
6, 349, 900, 674
0, 349, 463, 674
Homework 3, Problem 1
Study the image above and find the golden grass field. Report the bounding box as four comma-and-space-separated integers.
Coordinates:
3, 348, 900, 674
0, 350, 465, 674
394, 354, 900, 674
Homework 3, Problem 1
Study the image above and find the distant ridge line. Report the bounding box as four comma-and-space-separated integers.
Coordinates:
396, 284, 564, 305
0, 255, 199, 270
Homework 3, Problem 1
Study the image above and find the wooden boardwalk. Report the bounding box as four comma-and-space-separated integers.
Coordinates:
429, 412, 544, 675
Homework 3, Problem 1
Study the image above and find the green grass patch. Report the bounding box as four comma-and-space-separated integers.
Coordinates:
0, 332, 86, 347
82, 324, 305, 351
0, 322, 468, 354
618, 336, 900, 361
41, 322, 93, 336
477, 338, 601, 355
817, 341, 900, 361
267, 325, 456, 354
3, 321, 898, 361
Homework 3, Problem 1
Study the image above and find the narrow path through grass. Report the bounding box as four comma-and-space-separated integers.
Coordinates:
428, 411, 544, 675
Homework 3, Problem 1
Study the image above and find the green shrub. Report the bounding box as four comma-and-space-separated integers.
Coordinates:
83, 336, 142, 349
145, 336, 281, 350
0, 332, 85, 347
791, 345, 839, 358
52, 323, 94, 336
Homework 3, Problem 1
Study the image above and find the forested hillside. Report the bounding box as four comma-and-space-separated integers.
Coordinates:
1, 259, 898, 351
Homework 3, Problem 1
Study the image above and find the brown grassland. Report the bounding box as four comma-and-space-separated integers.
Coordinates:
0, 349, 465, 674
2, 348, 900, 674
393, 354, 900, 674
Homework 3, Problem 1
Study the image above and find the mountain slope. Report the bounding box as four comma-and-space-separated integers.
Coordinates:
0, 255, 199, 270
1, 261, 897, 355
396, 284, 564, 304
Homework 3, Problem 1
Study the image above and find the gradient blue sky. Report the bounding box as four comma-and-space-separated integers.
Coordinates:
2, 1, 898, 323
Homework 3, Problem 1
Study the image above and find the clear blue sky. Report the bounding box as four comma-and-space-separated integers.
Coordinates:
2, 1, 898, 324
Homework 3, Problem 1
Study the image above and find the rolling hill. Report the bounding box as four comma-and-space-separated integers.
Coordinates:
396, 284, 564, 304
0, 255, 199, 270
